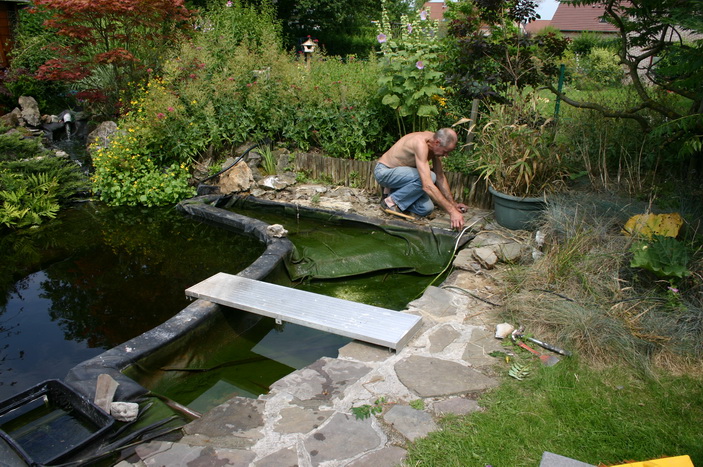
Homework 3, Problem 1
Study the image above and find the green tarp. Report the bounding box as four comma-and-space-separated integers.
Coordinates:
226, 197, 459, 280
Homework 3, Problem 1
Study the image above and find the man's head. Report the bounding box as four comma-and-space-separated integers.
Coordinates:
431, 128, 457, 156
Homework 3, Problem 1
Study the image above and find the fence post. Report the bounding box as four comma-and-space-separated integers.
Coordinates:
554, 63, 566, 121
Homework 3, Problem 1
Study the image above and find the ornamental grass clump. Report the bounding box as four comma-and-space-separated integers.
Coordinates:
470, 90, 568, 197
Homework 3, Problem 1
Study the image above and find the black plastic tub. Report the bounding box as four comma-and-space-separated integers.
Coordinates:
0, 379, 114, 466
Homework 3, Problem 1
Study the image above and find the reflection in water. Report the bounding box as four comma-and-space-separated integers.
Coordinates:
0, 203, 265, 401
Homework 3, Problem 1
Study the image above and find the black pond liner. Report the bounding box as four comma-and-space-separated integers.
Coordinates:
62, 193, 467, 403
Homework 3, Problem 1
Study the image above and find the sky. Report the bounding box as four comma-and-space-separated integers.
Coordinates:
535, 0, 560, 20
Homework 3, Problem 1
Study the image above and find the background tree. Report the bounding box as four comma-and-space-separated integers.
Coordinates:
548, 0, 702, 173
442, 0, 569, 103
30, 0, 193, 116
271, 0, 412, 56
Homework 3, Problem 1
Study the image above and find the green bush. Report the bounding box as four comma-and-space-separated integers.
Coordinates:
0, 129, 88, 229
92, 0, 391, 206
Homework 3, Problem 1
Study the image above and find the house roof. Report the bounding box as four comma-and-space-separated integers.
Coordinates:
549, 2, 619, 33
422, 1, 448, 21
524, 19, 551, 34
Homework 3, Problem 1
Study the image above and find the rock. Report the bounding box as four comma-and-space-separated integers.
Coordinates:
19, 96, 41, 126
383, 405, 437, 441
110, 402, 139, 422
259, 174, 289, 190
87, 121, 118, 151
494, 322, 514, 339
472, 247, 498, 269
266, 224, 288, 238
275, 150, 290, 173
219, 160, 254, 193
496, 242, 527, 263
1, 108, 21, 128
452, 248, 476, 271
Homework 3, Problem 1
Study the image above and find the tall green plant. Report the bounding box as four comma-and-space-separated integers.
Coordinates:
375, 1, 445, 135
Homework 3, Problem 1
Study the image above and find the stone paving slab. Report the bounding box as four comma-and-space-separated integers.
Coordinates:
124, 262, 518, 467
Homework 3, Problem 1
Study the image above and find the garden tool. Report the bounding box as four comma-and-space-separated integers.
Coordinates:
512, 327, 572, 356
511, 329, 560, 366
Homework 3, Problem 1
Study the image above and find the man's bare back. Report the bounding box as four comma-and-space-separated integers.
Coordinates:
377, 131, 436, 168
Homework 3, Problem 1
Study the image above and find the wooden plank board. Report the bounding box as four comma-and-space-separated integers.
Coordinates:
185, 273, 422, 350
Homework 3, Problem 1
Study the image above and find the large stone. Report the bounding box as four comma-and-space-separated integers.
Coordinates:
303, 412, 382, 466
453, 248, 482, 272
428, 325, 460, 353
219, 160, 254, 193
346, 446, 407, 467
432, 397, 482, 416
0, 108, 21, 128
181, 396, 264, 449
270, 357, 371, 403
382, 404, 437, 441
473, 247, 498, 269
463, 327, 504, 367
253, 446, 299, 467
274, 406, 334, 434
409, 286, 462, 320
338, 341, 393, 362
496, 242, 528, 263
395, 355, 498, 397
19, 96, 40, 126
87, 121, 118, 151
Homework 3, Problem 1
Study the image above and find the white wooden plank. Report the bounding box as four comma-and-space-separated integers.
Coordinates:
185, 273, 422, 350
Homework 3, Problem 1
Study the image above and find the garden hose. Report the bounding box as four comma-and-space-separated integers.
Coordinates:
413, 218, 483, 300
196, 141, 262, 186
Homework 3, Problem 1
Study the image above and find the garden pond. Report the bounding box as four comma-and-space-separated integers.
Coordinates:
1, 198, 455, 414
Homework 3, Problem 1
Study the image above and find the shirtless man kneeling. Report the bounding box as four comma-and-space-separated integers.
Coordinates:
374, 128, 468, 230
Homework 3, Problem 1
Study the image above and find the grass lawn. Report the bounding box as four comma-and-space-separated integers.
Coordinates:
405, 356, 703, 466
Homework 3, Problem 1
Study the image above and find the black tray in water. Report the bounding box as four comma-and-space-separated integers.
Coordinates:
0, 379, 114, 466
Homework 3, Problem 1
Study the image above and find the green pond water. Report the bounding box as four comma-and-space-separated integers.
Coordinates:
0, 203, 265, 402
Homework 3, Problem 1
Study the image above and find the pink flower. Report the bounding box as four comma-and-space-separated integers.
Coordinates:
407, 24, 413, 34
147, 68, 153, 73
156, 112, 165, 119
377, 33, 387, 43
420, 10, 428, 20
167, 106, 175, 112
416, 60, 424, 69
226, 1, 232, 7
668, 286, 679, 293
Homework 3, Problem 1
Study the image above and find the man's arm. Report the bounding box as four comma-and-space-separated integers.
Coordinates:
432, 158, 469, 214
413, 148, 465, 229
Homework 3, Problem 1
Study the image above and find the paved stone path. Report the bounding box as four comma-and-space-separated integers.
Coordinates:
117, 204, 542, 467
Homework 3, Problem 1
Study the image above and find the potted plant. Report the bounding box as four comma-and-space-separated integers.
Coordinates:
469, 91, 567, 230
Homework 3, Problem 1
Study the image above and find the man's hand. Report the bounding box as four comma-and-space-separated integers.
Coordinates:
450, 210, 465, 230
455, 203, 469, 213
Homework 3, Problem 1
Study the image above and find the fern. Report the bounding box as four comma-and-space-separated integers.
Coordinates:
509, 361, 531, 381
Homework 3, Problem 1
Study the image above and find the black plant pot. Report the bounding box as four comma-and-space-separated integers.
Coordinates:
489, 186, 546, 231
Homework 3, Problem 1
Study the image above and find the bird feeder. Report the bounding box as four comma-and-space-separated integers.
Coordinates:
302, 38, 316, 64
302, 38, 316, 54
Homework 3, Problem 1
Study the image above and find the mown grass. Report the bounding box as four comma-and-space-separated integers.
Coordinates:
406, 358, 703, 466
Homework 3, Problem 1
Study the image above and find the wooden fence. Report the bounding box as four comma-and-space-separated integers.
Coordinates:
291, 152, 492, 209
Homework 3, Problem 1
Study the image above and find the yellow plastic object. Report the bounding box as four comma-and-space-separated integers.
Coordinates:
622, 213, 684, 239
610, 455, 694, 467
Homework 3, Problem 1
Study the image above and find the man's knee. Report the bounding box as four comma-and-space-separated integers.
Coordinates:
413, 199, 435, 217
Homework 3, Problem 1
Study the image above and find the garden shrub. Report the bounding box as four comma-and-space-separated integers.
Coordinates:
375, 2, 446, 136
92, 0, 389, 207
